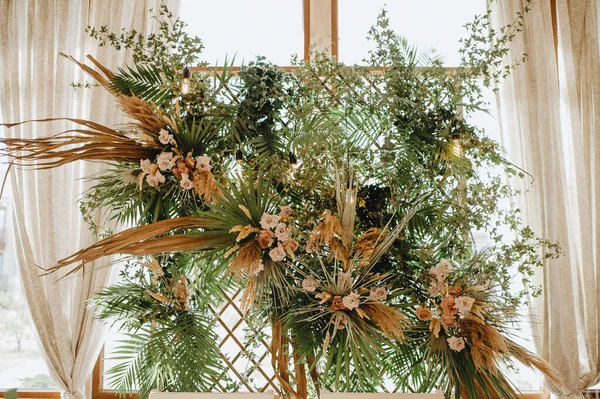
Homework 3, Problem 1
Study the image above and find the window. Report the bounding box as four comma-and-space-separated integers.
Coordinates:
0, 163, 59, 396
338, 0, 485, 66
180, 0, 304, 66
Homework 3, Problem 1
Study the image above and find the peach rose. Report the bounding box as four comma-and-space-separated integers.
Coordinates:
369, 286, 387, 301
268, 243, 286, 262
416, 306, 434, 321
441, 295, 458, 317
158, 128, 173, 145
257, 230, 275, 249
195, 155, 212, 172
302, 278, 320, 292
342, 292, 361, 310
259, 213, 280, 230
282, 239, 299, 255
279, 205, 293, 220
331, 295, 346, 311
453, 296, 475, 314
447, 336, 466, 352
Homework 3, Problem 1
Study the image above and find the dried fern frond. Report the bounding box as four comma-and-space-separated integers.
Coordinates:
0, 118, 158, 169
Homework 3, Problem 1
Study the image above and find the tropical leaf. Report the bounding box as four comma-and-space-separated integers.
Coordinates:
112, 64, 173, 106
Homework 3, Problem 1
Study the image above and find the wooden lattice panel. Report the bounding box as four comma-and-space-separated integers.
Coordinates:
207, 287, 281, 395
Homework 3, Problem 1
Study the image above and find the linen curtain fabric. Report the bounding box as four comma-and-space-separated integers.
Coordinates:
0, 1, 179, 398
489, 0, 600, 398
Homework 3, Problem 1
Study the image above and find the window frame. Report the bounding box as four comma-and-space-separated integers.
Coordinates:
0, 0, 557, 397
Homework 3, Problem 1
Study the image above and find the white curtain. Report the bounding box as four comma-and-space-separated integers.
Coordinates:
489, 0, 600, 398
0, 1, 180, 398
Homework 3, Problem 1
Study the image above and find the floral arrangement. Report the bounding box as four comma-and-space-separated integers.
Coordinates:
0, 2, 563, 398
227, 205, 298, 275
411, 255, 562, 397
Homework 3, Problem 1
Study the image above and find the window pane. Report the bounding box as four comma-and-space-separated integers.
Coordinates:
180, 0, 303, 66
338, 0, 486, 66
0, 165, 58, 391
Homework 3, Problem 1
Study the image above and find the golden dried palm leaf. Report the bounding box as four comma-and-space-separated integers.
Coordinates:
0, 118, 158, 169
60, 53, 114, 92
43, 216, 227, 276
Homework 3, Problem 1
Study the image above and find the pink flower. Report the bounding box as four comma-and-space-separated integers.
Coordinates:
453, 296, 475, 314
342, 292, 361, 310
158, 129, 173, 145
279, 205, 293, 220
157, 152, 174, 171
274, 223, 290, 241
268, 243, 286, 262
306, 240, 318, 253
140, 159, 152, 173
428, 283, 441, 297
441, 295, 458, 317
195, 155, 212, 172
447, 336, 466, 352
369, 286, 387, 301
146, 170, 165, 187
257, 230, 275, 249
337, 271, 353, 288
433, 258, 453, 281
301, 278, 320, 292
259, 213, 279, 230
180, 173, 194, 190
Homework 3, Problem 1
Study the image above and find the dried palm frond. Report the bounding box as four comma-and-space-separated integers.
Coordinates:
60, 53, 114, 92
353, 227, 385, 262
43, 216, 230, 276
0, 118, 158, 169
172, 276, 189, 310
140, 256, 164, 276
309, 210, 343, 247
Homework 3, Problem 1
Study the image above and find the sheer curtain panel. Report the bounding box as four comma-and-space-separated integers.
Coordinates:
0, 1, 180, 398
489, 0, 600, 398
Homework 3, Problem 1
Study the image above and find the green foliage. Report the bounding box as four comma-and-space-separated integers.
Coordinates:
76, 1, 558, 397
86, 4, 204, 71
105, 311, 223, 398
112, 64, 173, 106
18, 375, 58, 390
